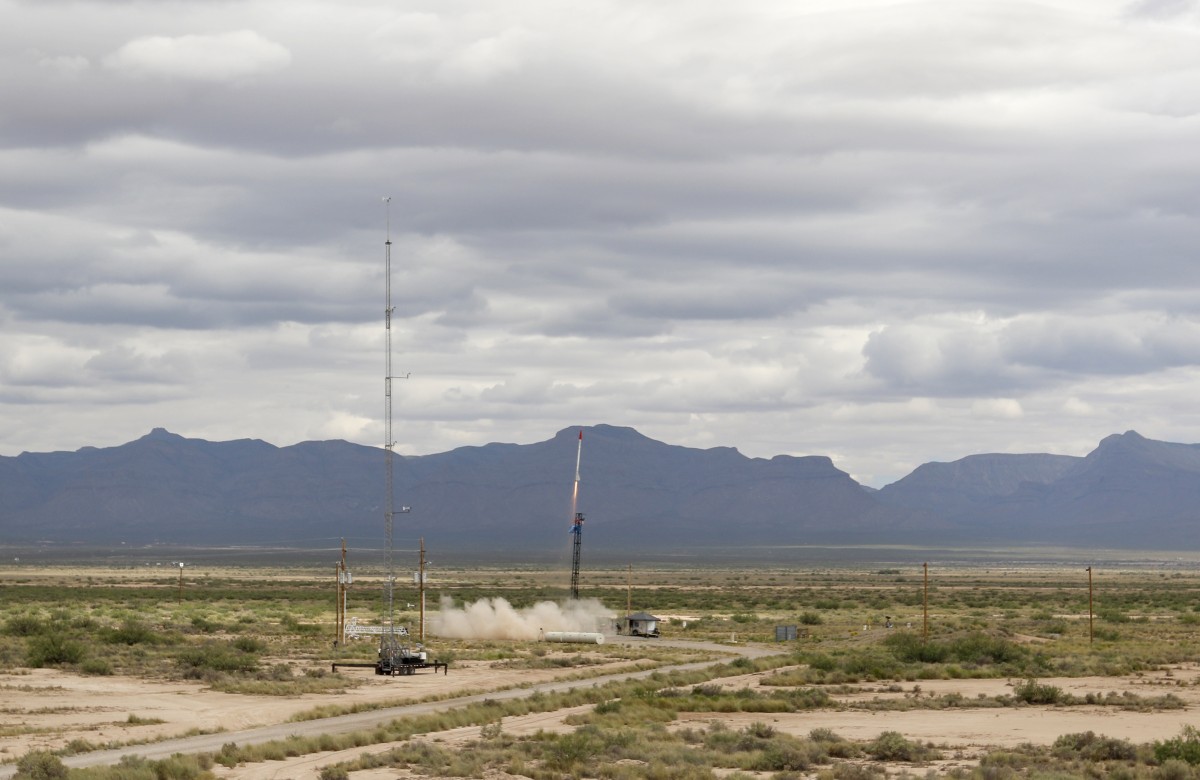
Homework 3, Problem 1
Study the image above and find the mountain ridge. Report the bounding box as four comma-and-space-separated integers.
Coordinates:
2, 426, 1199, 551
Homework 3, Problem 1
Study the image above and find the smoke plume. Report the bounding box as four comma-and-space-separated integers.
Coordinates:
431, 596, 615, 640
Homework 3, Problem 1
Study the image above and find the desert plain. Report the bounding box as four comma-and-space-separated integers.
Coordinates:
4, 551, 1200, 780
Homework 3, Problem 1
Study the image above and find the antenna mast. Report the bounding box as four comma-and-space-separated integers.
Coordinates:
382, 197, 397, 655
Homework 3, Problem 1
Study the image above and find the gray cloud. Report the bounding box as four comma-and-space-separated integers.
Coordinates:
4, 0, 1200, 486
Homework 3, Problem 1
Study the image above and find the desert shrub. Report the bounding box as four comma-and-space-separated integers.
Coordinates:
26, 632, 85, 667
1037, 619, 1071, 636
105, 618, 156, 645
215, 743, 240, 768
265, 663, 292, 680
820, 764, 885, 780
799, 611, 824, 625
884, 632, 948, 663
1156, 726, 1200, 766
1013, 678, 1066, 705
176, 641, 258, 675
318, 766, 349, 780
1158, 759, 1196, 780
545, 730, 601, 771
948, 633, 1024, 665
150, 754, 207, 780
72, 756, 158, 780
840, 652, 904, 680
752, 738, 824, 772
231, 636, 266, 653
746, 722, 775, 739
189, 616, 219, 633
884, 631, 1026, 669
80, 658, 113, 675
14, 751, 68, 780
4, 614, 45, 637
866, 731, 937, 761
1053, 731, 1137, 761
805, 653, 837, 672
61, 739, 99, 756
1099, 609, 1131, 624
593, 699, 621, 715
280, 615, 322, 635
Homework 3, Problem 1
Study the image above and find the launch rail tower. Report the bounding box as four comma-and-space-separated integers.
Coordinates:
569, 512, 584, 599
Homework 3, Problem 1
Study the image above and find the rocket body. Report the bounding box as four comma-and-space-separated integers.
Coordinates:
569, 429, 583, 523
574, 430, 583, 482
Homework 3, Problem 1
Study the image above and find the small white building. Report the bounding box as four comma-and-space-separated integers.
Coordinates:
619, 611, 660, 637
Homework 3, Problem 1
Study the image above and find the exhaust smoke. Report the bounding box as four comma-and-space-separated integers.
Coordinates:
431, 596, 615, 641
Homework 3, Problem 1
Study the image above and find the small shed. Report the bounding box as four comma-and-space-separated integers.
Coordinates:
620, 611, 661, 637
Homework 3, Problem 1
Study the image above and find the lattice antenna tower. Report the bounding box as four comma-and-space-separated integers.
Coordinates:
382, 196, 397, 654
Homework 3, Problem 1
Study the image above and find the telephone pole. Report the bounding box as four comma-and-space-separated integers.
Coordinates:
418, 537, 426, 643
1087, 566, 1094, 644
626, 563, 632, 616
922, 562, 929, 641
335, 539, 350, 645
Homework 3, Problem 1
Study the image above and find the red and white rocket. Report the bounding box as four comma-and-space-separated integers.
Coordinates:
570, 429, 583, 522
574, 429, 583, 482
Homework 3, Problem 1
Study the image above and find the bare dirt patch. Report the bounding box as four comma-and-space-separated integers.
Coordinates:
0, 656, 643, 761
9, 657, 1200, 778
676, 669, 1200, 749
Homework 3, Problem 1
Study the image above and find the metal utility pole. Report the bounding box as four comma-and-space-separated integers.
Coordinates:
335, 539, 350, 645
418, 537, 426, 643
1087, 566, 1094, 644
922, 562, 929, 641
177, 562, 184, 602
626, 563, 632, 616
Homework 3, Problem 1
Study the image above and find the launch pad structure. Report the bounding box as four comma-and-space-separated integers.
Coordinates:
570, 512, 584, 599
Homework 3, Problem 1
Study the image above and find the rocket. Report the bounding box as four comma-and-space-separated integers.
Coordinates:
569, 429, 583, 527
574, 429, 583, 482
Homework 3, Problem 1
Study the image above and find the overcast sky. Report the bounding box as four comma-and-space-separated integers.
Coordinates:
3, 0, 1200, 487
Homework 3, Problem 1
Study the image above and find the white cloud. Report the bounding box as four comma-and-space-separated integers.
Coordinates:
104, 30, 291, 81
971, 398, 1024, 419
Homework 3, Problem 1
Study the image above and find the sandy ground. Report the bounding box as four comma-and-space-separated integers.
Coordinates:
202, 667, 1200, 780
7, 648, 1200, 780
0, 657, 641, 762
675, 667, 1200, 751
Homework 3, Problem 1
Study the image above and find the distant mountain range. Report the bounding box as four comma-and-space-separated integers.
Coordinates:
2, 425, 1199, 552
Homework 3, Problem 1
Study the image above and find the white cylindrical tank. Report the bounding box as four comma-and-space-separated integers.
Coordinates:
541, 631, 605, 645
